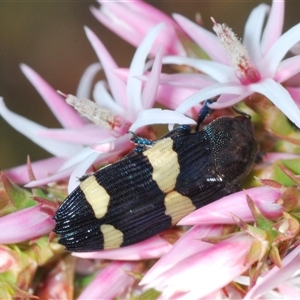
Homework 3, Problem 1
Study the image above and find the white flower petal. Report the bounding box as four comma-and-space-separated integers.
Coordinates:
127, 23, 165, 118
129, 108, 195, 132
0, 98, 82, 157
76, 63, 102, 98
142, 47, 162, 110
261, 23, 300, 78
249, 78, 300, 128
93, 81, 126, 116
243, 3, 269, 64
68, 150, 101, 192
57, 147, 97, 172
209, 92, 253, 109
175, 83, 245, 114
162, 56, 235, 83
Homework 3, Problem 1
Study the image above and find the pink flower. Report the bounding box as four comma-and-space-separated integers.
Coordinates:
141, 229, 254, 299
0, 23, 193, 191
162, 0, 300, 128
77, 261, 138, 300
0, 204, 54, 244
91, 0, 186, 56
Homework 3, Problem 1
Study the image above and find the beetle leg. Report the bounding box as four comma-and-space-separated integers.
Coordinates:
196, 99, 216, 131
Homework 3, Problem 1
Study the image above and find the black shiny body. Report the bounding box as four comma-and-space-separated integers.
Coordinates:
54, 102, 259, 252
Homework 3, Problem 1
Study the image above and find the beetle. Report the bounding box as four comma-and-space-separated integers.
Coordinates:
53, 100, 259, 252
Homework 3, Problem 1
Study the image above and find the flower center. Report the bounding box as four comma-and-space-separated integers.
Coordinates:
212, 17, 261, 85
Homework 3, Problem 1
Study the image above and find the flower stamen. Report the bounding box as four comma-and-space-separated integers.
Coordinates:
65, 94, 118, 130
211, 17, 261, 84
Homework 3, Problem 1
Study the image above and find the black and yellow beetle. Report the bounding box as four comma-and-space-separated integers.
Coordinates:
53, 100, 259, 252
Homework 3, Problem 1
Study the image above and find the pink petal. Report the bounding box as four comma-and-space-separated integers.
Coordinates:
173, 13, 229, 64
84, 27, 127, 108
244, 245, 300, 299
38, 125, 116, 145
277, 281, 300, 298
77, 261, 137, 300
92, 133, 132, 153
90, 4, 142, 47
73, 235, 172, 261
274, 55, 300, 83
249, 78, 300, 128
20, 64, 84, 128
76, 62, 102, 98
179, 186, 282, 226
261, 0, 285, 55
129, 108, 195, 132
25, 167, 75, 188
4, 157, 65, 185
263, 152, 300, 163
0, 205, 54, 243
243, 3, 269, 64
145, 233, 254, 299
142, 47, 162, 110
156, 73, 216, 89
93, 1, 185, 55
156, 84, 198, 111
287, 86, 300, 107
141, 225, 223, 286
0, 98, 82, 157
162, 56, 235, 83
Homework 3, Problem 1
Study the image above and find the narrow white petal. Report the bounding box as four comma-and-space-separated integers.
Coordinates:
127, 23, 165, 118
142, 47, 162, 109
175, 83, 245, 114
162, 56, 235, 83
68, 150, 101, 193
243, 3, 269, 64
93, 81, 126, 116
261, 23, 300, 78
58, 147, 97, 172
76, 63, 102, 98
129, 108, 195, 132
249, 78, 300, 128
0, 98, 82, 157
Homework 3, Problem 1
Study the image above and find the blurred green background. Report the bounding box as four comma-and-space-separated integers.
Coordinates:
0, 0, 299, 171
